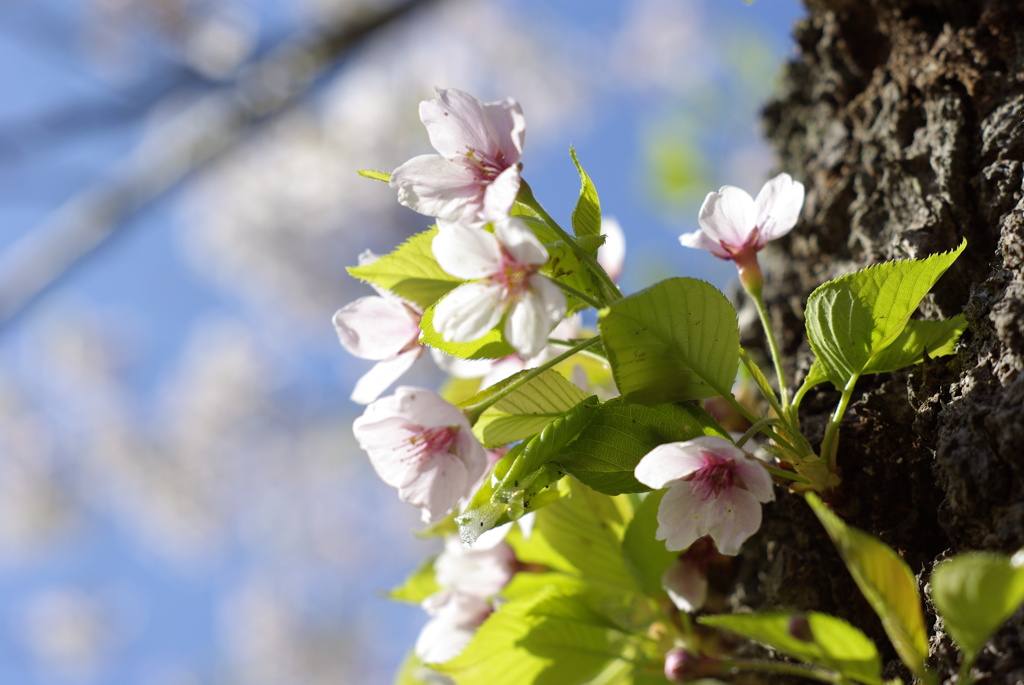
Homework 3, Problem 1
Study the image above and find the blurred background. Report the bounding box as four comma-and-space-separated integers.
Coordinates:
0, 0, 803, 682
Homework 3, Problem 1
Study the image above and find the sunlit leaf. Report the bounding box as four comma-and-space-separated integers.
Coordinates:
599, 278, 740, 404
348, 227, 461, 309
931, 552, 1024, 667
805, 241, 965, 388
420, 301, 516, 360
388, 554, 440, 604
700, 611, 882, 685
861, 316, 966, 375
621, 491, 675, 596
570, 147, 602, 252
472, 371, 589, 447
806, 494, 929, 680
358, 168, 391, 183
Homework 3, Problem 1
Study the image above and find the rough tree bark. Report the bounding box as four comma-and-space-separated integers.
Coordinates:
728, 1, 1024, 682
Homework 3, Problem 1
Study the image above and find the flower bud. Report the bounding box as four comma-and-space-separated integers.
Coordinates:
664, 648, 722, 682
788, 615, 813, 642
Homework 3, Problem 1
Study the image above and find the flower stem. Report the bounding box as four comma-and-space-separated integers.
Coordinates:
517, 180, 622, 304
749, 289, 790, 410
820, 373, 860, 471
461, 336, 602, 423
552, 279, 604, 310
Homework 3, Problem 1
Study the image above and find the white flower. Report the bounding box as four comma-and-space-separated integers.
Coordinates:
679, 173, 804, 259
390, 88, 525, 226
432, 218, 565, 359
352, 387, 487, 524
415, 591, 494, 664
634, 436, 774, 555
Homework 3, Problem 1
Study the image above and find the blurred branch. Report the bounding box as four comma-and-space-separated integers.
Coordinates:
0, 0, 439, 328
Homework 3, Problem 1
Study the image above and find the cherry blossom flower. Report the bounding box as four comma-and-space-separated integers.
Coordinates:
634, 435, 774, 555
390, 88, 525, 226
416, 536, 516, 664
679, 172, 804, 260
352, 387, 487, 524
432, 218, 565, 359
660, 537, 716, 613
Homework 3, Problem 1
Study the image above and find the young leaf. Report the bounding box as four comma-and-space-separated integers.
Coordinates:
599, 278, 740, 404
930, 552, 1024, 668
699, 611, 883, 685
805, 240, 966, 388
621, 491, 676, 596
806, 494, 930, 680
348, 227, 462, 309
514, 479, 638, 591
570, 147, 602, 251
498, 396, 601, 487
552, 399, 726, 495
861, 315, 966, 375
420, 302, 516, 360
472, 370, 589, 447
357, 169, 391, 183
435, 584, 631, 685
388, 554, 440, 604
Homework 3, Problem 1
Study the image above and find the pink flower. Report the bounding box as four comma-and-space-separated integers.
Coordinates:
353, 387, 487, 524
679, 173, 804, 260
634, 436, 774, 555
432, 218, 565, 359
390, 88, 525, 226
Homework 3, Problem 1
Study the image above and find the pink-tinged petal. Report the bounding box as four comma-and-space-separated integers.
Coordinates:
433, 223, 503, 280
433, 282, 505, 343
655, 481, 704, 551
662, 558, 708, 613
401, 453, 473, 523
349, 348, 422, 405
733, 457, 775, 503
480, 96, 526, 165
634, 442, 711, 489
753, 173, 804, 244
420, 89, 505, 161
494, 217, 548, 267
416, 592, 492, 664
481, 165, 522, 223
679, 228, 731, 259
390, 154, 485, 223
333, 297, 420, 360
505, 276, 566, 358
430, 348, 496, 379
390, 386, 471, 430
707, 487, 763, 555
698, 186, 756, 250
598, 217, 626, 283
435, 537, 515, 598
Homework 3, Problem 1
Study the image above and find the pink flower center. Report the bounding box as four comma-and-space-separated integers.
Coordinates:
462, 147, 508, 183
491, 251, 534, 297
689, 453, 738, 501
404, 425, 458, 466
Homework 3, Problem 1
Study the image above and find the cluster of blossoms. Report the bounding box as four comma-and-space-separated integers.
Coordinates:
335, 87, 808, 677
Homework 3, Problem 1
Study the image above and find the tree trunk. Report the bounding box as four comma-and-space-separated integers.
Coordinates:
732, 1, 1024, 682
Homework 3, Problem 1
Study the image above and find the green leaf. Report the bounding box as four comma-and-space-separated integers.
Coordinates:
436, 585, 631, 685
523, 216, 604, 311
931, 552, 1024, 666
472, 370, 589, 447
420, 301, 516, 360
699, 611, 882, 685
553, 399, 726, 495
388, 554, 440, 604
515, 479, 638, 591
621, 491, 675, 596
861, 315, 966, 375
358, 169, 391, 183
348, 227, 462, 309
599, 278, 740, 404
805, 241, 966, 388
569, 147, 602, 252
806, 494, 929, 680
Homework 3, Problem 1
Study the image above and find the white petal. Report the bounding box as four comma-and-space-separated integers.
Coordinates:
495, 217, 548, 266
401, 453, 472, 523
433, 282, 505, 343
333, 297, 420, 360
481, 165, 522, 223
707, 487, 763, 555
655, 481, 705, 552
679, 228, 731, 259
754, 173, 805, 244
392, 386, 471, 430
662, 558, 708, 613
634, 441, 712, 489
390, 154, 486, 224
433, 223, 502, 280
505, 277, 565, 358
430, 347, 496, 379
697, 186, 756, 250
349, 349, 422, 405
734, 456, 775, 503
598, 217, 626, 283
